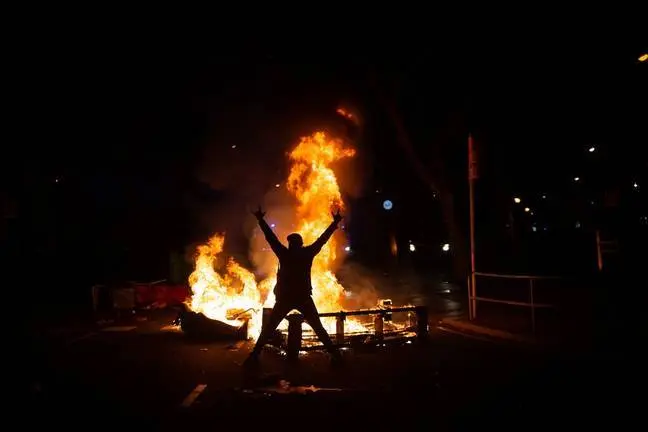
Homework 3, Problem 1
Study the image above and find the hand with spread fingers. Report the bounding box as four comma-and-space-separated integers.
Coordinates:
253, 206, 266, 221
332, 208, 343, 224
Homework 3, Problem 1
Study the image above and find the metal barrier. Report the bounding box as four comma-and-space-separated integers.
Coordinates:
469, 272, 560, 333
275, 306, 429, 360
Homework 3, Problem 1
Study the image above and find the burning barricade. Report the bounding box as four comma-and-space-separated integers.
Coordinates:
179, 131, 428, 348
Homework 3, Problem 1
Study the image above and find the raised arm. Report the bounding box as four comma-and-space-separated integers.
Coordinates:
309, 209, 343, 255
253, 206, 286, 256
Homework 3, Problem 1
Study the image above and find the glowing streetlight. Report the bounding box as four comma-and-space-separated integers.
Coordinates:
231, 145, 237, 149
513, 197, 521, 204
275, 183, 280, 188
441, 243, 450, 252
639, 53, 648, 62
588, 146, 595, 153
574, 177, 580, 182
409, 243, 416, 252
634, 182, 639, 190
344, 246, 351, 252
524, 207, 530, 213
383, 199, 393, 210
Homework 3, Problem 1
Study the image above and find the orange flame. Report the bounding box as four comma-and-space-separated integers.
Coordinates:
187, 234, 262, 336
189, 131, 365, 339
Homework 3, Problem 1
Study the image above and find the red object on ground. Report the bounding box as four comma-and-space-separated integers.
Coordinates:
134, 284, 190, 308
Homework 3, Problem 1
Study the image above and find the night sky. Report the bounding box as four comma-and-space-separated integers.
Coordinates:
4, 25, 646, 309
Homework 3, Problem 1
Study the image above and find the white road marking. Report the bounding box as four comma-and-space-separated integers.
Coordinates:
101, 326, 137, 332
181, 384, 207, 407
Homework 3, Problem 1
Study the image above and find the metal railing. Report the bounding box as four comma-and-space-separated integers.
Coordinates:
265, 305, 429, 360
469, 272, 560, 333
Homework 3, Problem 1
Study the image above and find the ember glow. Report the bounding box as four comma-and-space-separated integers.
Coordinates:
188, 131, 366, 340
336, 107, 355, 121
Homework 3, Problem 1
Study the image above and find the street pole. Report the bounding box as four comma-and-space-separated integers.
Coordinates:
595, 229, 603, 271
468, 135, 477, 320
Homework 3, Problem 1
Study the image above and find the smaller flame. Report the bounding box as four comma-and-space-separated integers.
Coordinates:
188, 234, 263, 338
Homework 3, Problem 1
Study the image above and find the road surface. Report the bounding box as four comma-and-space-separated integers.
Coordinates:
22, 307, 622, 429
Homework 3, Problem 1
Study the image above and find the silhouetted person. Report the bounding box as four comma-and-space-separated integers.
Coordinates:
244, 206, 343, 366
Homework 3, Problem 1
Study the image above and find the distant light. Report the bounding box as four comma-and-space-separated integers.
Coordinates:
441, 243, 450, 252
513, 197, 521, 204
524, 207, 530, 213
270, 223, 276, 228
588, 146, 595, 153
382, 199, 393, 210
532, 226, 537, 232
633, 182, 639, 189
541, 194, 546, 199
231, 145, 237, 149
574, 177, 580, 182
575, 221, 581, 228
54, 177, 60, 183
275, 183, 280, 188
409, 243, 416, 252
639, 53, 648, 62
344, 246, 351, 252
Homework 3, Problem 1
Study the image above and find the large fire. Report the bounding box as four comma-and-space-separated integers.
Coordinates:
188, 131, 362, 339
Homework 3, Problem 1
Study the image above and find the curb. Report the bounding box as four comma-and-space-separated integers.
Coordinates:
437, 318, 536, 344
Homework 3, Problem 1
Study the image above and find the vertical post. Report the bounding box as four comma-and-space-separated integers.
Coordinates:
286, 314, 303, 361
415, 305, 428, 342
467, 275, 472, 319
468, 134, 477, 320
336, 313, 345, 345
408, 311, 416, 328
595, 230, 603, 271
373, 314, 384, 341
529, 279, 535, 333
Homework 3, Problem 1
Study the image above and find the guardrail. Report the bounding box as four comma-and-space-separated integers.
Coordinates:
265, 305, 429, 360
469, 272, 560, 333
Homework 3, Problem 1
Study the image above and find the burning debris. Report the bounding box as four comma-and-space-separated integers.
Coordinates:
183, 130, 422, 347
185, 131, 364, 339
187, 234, 262, 337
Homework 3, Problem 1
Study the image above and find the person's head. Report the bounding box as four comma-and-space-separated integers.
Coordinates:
287, 233, 303, 249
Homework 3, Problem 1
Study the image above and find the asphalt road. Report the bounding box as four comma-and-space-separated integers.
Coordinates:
23, 309, 623, 429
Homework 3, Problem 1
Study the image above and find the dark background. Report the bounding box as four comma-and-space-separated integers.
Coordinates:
3, 23, 646, 316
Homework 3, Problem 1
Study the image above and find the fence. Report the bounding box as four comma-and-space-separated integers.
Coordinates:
469, 272, 561, 333
266, 305, 429, 360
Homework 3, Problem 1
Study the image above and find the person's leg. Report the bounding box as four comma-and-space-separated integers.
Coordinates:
248, 301, 291, 359
298, 297, 341, 358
